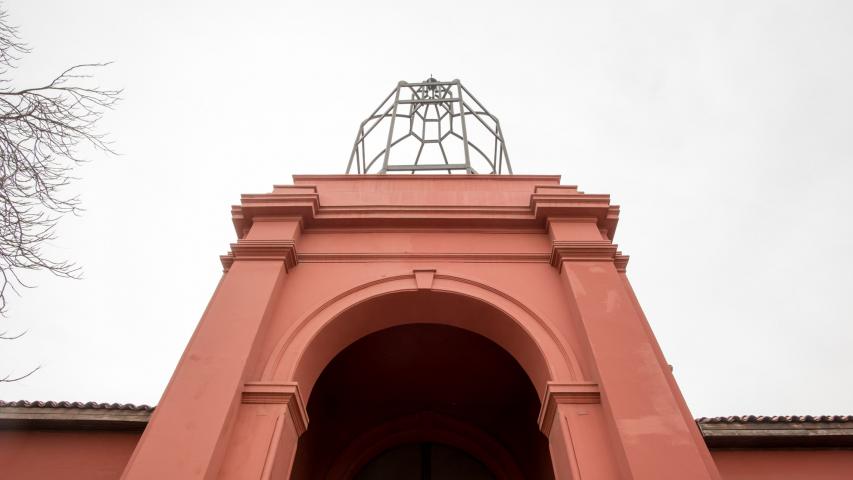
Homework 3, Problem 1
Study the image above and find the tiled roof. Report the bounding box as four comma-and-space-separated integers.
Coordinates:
0, 400, 153, 411
1, 401, 851, 447
0, 400, 152, 431
696, 415, 852, 424
698, 415, 853, 448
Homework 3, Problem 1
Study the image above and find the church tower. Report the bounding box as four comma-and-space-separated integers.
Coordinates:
121, 79, 721, 479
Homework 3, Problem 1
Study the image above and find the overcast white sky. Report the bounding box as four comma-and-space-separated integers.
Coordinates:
0, 0, 851, 417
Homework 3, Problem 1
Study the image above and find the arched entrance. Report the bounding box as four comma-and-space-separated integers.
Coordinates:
265, 273, 583, 402
288, 292, 556, 479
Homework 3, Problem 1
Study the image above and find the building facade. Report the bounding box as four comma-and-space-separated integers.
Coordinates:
2, 78, 852, 478
3, 174, 850, 479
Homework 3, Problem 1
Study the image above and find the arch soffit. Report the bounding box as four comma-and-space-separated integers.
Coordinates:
262, 272, 582, 400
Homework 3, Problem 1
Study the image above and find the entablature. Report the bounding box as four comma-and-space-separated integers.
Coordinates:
222, 177, 632, 272
231, 177, 621, 239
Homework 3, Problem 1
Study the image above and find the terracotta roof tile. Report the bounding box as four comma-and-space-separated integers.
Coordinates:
696, 415, 853, 424
0, 400, 153, 411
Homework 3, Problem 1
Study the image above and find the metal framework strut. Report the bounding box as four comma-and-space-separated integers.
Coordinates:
346, 77, 512, 175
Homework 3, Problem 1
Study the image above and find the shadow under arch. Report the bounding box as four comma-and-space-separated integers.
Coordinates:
291, 323, 555, 479
262, 272, 583, 402
326, 412, 525, 480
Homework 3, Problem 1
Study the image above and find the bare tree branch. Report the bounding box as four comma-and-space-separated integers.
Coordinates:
0, 364, 40, 382
0, 7, 119, 316
0, 328, 26, 340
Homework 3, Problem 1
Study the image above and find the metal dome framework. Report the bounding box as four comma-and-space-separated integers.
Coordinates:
346, 78, 512, 174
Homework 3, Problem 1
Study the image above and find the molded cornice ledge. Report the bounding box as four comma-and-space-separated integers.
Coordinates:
242, 382, 308, 436
530, 187, 621, 240
232, 190, 320, 238
220, 239, 298, 272
233, 189, 539, 231
550, 241, 621, 271
229, 180, 625, 233
614, 253, 630, 273
538, 382, 601, 434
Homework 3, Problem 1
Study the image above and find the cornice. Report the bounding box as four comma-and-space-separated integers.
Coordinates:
530, 192, 620, 240
699, 420, 853, 448
232, 193, 320, 238
0, 406, 150, 431
242, 382, 308, 435
550, 241, 620, 270
297, 252, 551, 263
538, 383, 601, 435
291, 174, 563, 182
271, 184, 318, 192
302, 227, 546, 234
220, 239, 298, 272
230, 178, 621, 240
614, 252, 630, 273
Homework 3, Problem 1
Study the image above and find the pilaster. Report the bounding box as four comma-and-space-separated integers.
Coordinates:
216, 383, 308, 480
122, 243, 295, 479
549, 232, 720, 479
539, 383, 622, 480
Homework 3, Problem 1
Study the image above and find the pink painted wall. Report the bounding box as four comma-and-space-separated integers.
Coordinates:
712, 449, 853, 480
2, 426, 851, 479
0, 429, 141, 480
2, 177, 851, 479
122, 175, 715, 479
109, 175, 850, 479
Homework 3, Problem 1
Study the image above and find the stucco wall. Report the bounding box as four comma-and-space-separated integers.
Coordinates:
0, 429, 140, 480
1, 426, 852, 479
713, 449, 853, 479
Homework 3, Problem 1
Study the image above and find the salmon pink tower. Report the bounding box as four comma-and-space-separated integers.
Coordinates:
121, 78, 722, 479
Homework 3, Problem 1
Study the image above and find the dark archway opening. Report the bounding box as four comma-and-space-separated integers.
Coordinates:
355, 442, 494, 480
291, 321, 554, 479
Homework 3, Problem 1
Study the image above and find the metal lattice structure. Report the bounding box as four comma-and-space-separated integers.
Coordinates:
346, 77, 512, 174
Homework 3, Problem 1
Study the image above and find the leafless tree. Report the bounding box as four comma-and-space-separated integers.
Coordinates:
0, 7, 118, 376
